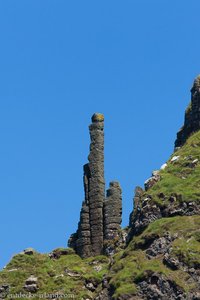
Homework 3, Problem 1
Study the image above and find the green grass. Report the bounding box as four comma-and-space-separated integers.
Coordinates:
109, 216, 200, 298
0, 251, 109, 299
1, 132, 200, 299
144, 131, 200, 205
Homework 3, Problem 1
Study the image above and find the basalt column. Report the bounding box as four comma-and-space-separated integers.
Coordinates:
88, 113, 105, 255
68, 113, 105, 257
104, 182, 122, 241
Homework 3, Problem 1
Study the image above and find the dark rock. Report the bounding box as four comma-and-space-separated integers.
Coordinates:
146, 234, 174, 258
144, 171, 161, 191
104, 181, 122, 241
68, 114, 122, 257
85, 282, 96, 292
128, 194, 200, 241
175, 75, 200, 148
0, 285, 9, 298
163, 253, 180, 270
138, 272, 186, 299
24, 276, 38, 293
49, 248, 74, 259
23, 248, 36, 255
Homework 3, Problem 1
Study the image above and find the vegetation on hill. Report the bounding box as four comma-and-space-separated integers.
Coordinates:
148, 130, 200, 205
1, 131, 200, 299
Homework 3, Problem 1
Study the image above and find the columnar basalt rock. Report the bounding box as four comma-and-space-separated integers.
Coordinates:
68, 113, 122, 257
88, 113, 105, 255
104, 182, 122, 241
175, 75, 200, 148
129, 186, 144, 228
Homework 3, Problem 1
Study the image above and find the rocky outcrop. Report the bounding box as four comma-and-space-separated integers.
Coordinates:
138, 272, 186, 300
144, 171, 160, 191
24, 276, 38, 293
175, 75, 200, 148
129, 186, 144, 228
128, 189, 200, 241
134, 231, 200, 299
0, 285, 9, 299
69, 114, 122, 257
104, 182, 122, 241
88, 113, 105, 256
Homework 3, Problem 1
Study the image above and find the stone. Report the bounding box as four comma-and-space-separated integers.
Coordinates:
49, 248, 74, 259
23, 248, 36, 255
85, 282, 96, 292
93, 265, 102, 272
160, 163, 167, 170
104, 181, 122, 241
163, 253, 180, 270
144, 172, 161, 191
188, 158, 199, 168
138, 272, 186, 299
24, 276, 38, 293
68, 114, 122, 257
171, 155, 180, 163
25, 275, 38, 285
65, 269, 80, 277
24, 284, 38, 293
0, 285, 9, 298
128, 192, 200, 241
175, 75, 200, 147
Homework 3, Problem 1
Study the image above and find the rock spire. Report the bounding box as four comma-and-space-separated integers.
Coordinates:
68, 113, 122, 257
175, 75, 200, 147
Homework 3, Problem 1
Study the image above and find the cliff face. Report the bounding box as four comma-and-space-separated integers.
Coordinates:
68, 113, 122, 257
175, 76, 200, 148
1, 77, 200, 300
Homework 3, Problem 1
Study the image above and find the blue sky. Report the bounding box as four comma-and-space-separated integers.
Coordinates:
0, 0, 200, 268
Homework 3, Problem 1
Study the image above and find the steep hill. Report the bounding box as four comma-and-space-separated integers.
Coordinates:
1, 131, 200, 299
1, 78, 200, 299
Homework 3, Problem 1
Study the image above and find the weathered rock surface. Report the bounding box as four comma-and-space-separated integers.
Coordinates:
134, 231, 200, 299
0, 285, 9, 298
68, 113, 105, 256
104, 181, 122, 241
138, 272, 186, 300
144, 171, 161, 191
128, 192, 200, 240
24, 275, 38, 293
69, 114, 122, 257
175, 75, 200, 148
23, 248, 36, 255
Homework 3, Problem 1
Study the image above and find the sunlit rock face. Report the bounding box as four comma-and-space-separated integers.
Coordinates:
175, 75, 200, 148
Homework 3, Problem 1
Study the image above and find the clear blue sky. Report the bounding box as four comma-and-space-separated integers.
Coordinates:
0, 1, 200, 268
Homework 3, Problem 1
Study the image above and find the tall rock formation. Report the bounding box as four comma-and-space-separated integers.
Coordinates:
175, 75, 200, 147
87, 113, 105, 255
104, 181, 122, 241
68, 113, 122, 257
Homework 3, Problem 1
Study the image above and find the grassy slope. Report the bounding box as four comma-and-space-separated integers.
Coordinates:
1, 132, 200, 299
0, 250, 109, 299
149, 130, 200, 205
110, 215, 200, 299
109, 131, 200, 298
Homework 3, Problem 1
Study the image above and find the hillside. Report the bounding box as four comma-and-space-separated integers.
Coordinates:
1, 77, 200, 299
1, 129, 200, 299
